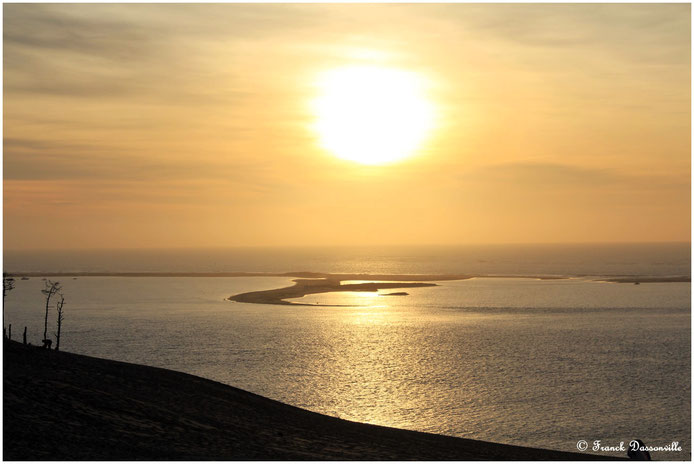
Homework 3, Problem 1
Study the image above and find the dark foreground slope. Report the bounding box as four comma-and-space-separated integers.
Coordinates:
4, 342, 608, 460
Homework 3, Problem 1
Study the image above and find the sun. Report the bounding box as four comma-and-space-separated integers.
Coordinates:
312, 66, 435, 165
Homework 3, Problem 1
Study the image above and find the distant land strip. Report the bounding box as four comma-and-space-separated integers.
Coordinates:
6, 271, 474, 280
6, 271, 689, 283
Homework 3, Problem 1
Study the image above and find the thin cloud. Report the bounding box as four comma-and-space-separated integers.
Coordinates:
469, 162, 689, 191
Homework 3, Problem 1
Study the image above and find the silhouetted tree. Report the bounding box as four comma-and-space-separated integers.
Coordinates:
23, 326, 27, 345
8, 324, 11, 341
54, 294, 65, 351
41, 280, 61, 349
3, 273, 15, 306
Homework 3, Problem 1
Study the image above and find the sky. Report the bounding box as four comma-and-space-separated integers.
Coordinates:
3, 3, 691, 250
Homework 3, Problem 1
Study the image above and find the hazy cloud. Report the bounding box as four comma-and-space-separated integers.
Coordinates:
470, 162, 689, 191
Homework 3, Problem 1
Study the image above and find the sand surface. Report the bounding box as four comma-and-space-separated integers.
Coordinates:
229, 278, 437, 305
3, 341, 614, 460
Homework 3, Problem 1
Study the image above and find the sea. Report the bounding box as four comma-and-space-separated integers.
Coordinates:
3, 243, 691, 459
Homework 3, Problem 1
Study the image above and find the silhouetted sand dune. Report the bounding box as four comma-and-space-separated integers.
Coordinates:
3, 342, 614, 460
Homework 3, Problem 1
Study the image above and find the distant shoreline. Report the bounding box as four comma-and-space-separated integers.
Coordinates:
5, 271, 690, 283
5, 271, 474, 280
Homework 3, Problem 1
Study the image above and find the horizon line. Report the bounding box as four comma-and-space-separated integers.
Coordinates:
3, 240, 692, 253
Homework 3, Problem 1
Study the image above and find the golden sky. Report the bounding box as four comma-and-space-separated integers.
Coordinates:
3, 3, 691, 250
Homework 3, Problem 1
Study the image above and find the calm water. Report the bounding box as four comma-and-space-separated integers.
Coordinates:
5, 242, 691, 277
3, 273, 690, 459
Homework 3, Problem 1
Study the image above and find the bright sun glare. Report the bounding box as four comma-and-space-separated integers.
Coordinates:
312, 66, 434, 165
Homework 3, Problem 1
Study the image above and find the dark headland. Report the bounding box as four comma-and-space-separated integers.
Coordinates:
3, 341, 613, 460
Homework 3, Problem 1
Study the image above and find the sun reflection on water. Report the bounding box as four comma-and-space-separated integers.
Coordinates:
288, 290, 390, 308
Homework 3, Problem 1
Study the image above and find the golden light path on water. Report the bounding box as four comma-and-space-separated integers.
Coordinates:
311, 65, 435, 165
286, 287, 421, 428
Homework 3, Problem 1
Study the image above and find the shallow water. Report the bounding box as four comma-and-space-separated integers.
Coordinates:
3, 276, 689, 459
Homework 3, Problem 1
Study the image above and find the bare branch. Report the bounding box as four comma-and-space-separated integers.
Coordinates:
54, 293, 65, 351
42, 280, 62, 349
